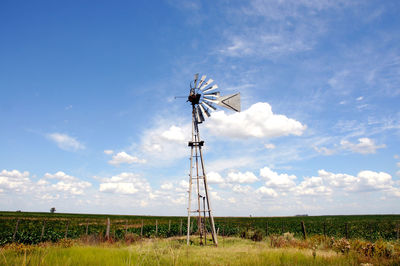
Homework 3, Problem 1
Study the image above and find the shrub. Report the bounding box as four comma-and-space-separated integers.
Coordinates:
332, 238, 350, 254
251, 230, 263, 242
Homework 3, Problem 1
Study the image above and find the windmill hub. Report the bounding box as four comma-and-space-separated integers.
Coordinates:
185, 73, 241, 247
188, 93, 201, 105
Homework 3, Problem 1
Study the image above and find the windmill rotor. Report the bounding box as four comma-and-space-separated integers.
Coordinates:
188, 73, 241, 124
186, 73, 241, 247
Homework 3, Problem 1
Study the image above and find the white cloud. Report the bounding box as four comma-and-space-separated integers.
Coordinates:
207, 171, 224, 184
313, 145, 336, 156
161, 126, 186, 142
44, 171, 91, 195
52, 180, 91, 195
232, 184, 251, 194
265, 143, 276, 149
295, 176, 332, 196
260, 167, 297, 189
0, 169, 30, 192
256, 186, 278, 197
44, 171, 76, 181
104, 150, 114, 155
318, 169, 395, 192
108, 152, 146, 166
161, 182, 173, 190
207, 102, 306, 139
356, 96, 364, 101
227, 171, 258, 183
139, 123, 191, 163
318, 169, 356, 189
47, 133, 85, 151
228, 197, 236, 203
341, 137, 386, 154
99, 172, 151, 195
396, 162, 400, 168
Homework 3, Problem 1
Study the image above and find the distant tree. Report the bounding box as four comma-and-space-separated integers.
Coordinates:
50, 207, 56, 213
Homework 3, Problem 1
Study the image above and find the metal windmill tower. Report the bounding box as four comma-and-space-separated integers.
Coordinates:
186, 73, 240, 246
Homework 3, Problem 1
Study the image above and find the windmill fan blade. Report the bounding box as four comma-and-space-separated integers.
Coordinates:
202, 84, 218, 93
194, 73, 199, 88
216, 92, 241, 112
195, 106, 204, 123
197, 75, 206, 88
199, 104, 210, 117
199, 79, 214, 91
203, 98, 219, 104
198, 106, 205, 122
204, 91, 220, 98
202, 101, 217, 111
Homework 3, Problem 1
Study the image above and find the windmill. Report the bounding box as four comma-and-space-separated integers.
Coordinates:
186, 73, 240, 246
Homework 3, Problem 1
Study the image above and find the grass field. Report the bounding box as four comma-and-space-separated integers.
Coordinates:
1, 211, 400, 265
2, 236, 399, 266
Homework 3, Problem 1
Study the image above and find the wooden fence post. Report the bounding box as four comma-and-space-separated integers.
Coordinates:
141, 220, 143, 238
12, 219, 20, 242
301, 221, 307, 240
105, 218, 110, 240
40, 220, 46, 241
266, 222, 269, 237
155, 220, 158, 236
65, 220, 70, 239
86, 220, 89, 235
180, 219, 182, 236
168, 220, 171, 232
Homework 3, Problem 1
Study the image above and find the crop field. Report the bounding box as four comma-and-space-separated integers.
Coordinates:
1, 211, 399, 245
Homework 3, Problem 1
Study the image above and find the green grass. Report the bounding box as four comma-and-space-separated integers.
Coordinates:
1, 237, 369, 266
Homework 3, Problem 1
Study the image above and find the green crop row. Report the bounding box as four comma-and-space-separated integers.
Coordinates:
0, 213, 399, 245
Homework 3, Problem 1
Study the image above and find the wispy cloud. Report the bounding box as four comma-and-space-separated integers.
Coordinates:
47, 133, 85, 152
340, 137, 386, 154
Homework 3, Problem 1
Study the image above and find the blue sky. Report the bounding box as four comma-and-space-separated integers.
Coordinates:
1, 0, 400, 216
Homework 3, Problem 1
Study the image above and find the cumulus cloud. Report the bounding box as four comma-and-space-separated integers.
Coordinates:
340, 138, 386, 154
207, 172, 224, 184
161, 182, 173, 190
108, 152, 146, 166
139, 123, 190, 162
104, 150, 114, 155
47, 133, 85, 151
161, 126, 186, 142
232, 184, 251, 194
0, 169, 30, 192
226, 171, 258, 183
260, 167, 297, 189
256, 186, 278, 197
99, 172, 151, 195
44, 171, 91, 195
295, 176, 332, 196
318, 169, 394, 192
207, 102, 306, 139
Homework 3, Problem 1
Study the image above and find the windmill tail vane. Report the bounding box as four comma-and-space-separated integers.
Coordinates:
186, 73, 240, 246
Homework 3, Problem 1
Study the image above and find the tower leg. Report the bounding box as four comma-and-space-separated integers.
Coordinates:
199, 145, 218, 246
